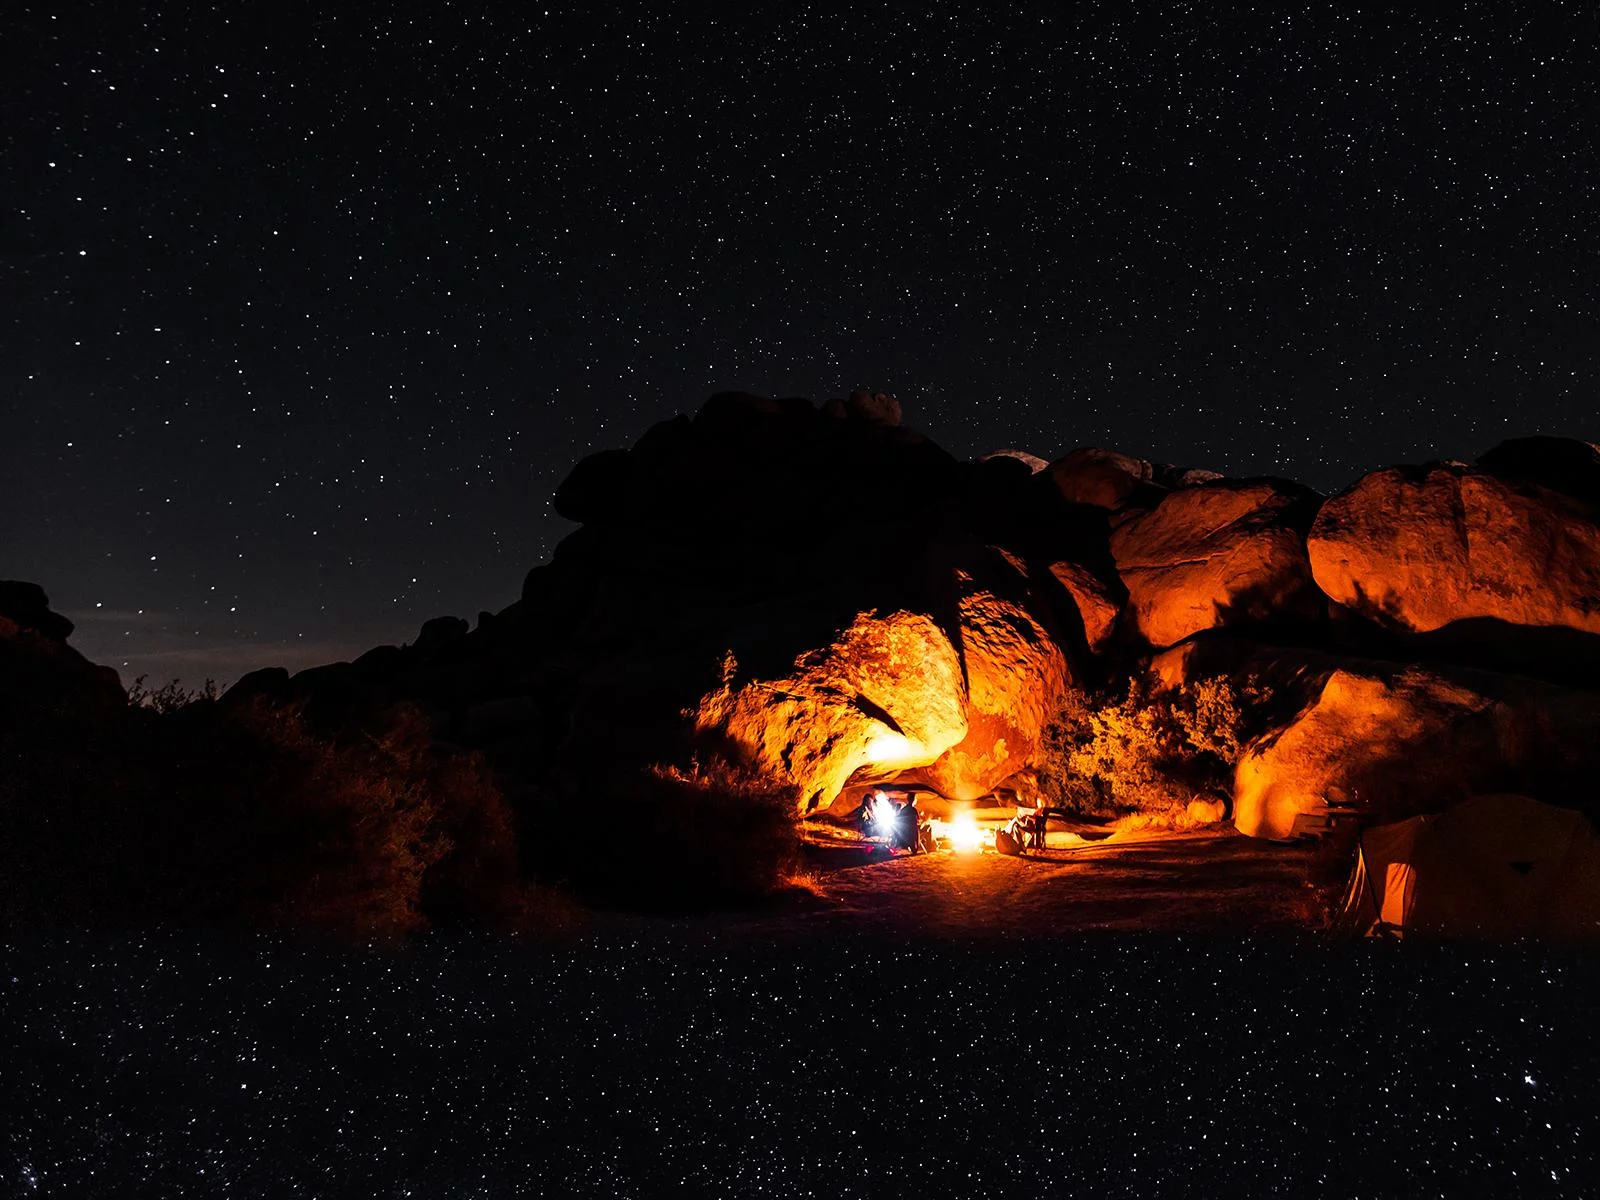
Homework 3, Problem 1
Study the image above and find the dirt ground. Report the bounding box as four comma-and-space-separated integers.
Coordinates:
751, 824, 1350, 939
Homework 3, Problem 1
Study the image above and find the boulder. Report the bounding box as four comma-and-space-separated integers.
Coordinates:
1477, 436, 1600, 508
1233, 662, 1600, 839
0, 581, 75, 642
687, 545, 1079, 809
843, 389, 902, 426
1044, 448, 1163, 511
692, 609, 969, 810
551, 448, 632, 523
1307, 455, 1600, 635
414, 615, 469, 653
1108, 480, 1325, 649
1160, 466, 1227, 489
223, 666, 291, 706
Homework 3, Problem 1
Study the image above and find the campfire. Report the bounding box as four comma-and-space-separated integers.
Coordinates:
942, 812, 985, 853
862, 790, 990, 853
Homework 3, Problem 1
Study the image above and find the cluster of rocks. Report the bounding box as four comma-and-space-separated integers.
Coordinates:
15, 394, 1600, 843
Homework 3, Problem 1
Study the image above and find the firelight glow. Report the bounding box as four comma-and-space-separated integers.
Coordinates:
946, 812, 984, 853
864, 731, 915, 764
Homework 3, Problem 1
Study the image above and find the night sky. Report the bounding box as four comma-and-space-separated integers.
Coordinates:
6, 3, 1598, 688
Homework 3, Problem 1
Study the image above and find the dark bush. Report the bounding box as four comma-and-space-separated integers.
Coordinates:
530, 757, 802, 907
1, 683, 553, 939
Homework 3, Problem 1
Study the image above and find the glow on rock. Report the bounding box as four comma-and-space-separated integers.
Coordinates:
864, 731, 917, 765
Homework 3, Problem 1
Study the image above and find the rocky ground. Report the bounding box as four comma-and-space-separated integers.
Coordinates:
594, 826, 1345, 942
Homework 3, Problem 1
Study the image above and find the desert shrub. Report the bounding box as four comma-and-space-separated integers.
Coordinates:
413, 738, 534, 930
1036, 673, 1273, 816
126, 675, 217, 713
116, 697, 451, 937
536, 756, 802, 907
0, 685, 549, 939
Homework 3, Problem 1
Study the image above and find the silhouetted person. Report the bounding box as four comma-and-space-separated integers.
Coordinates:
857, 795, 877, 840
1029, 808, 1047, 850
895, 795, 920, 852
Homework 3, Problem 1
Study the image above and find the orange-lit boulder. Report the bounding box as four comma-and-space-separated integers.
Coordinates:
692, 609, 969, 811
691, 548, 1078, 809
1307, 450, 1600, 634
1108, 480, 1324, 649
1044, 447, 1161, 511
1232, 663, 1600, 839
908, 552, 1075, 801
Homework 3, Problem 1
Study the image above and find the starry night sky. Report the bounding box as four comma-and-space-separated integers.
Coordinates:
6, 2, 1597, 687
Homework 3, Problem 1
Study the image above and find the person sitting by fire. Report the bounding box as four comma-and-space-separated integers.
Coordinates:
857, 792, 880, 841
894, 794, 921, 853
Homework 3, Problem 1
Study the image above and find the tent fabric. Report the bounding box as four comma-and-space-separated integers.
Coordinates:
1337, 794, 1600, 942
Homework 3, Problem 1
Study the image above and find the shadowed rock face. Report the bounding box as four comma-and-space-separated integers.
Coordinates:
1043, 560, 1123, 654
1308, 443, 1600, 635
1109, 479, 1325, 649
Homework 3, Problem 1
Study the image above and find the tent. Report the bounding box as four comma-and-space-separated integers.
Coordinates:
1335, 794, 1600, 942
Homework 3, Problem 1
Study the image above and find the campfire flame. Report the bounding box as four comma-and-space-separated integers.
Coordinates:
946, 812, 984, 853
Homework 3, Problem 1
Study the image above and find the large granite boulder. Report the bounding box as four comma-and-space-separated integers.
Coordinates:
1108, 480, 1325, 649
1308, 442, 1600, 635
1232, 661, 1600, 839
692, 609, 969, 810
691, 546, 1077, 808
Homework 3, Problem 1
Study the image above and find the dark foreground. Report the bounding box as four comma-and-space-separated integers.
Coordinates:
3, 927, 1597, 1198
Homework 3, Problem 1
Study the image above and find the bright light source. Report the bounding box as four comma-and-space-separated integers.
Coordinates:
868, 792, 899, 836
947, 812, 984, 853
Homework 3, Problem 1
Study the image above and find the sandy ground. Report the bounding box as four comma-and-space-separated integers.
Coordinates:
677, 824, 1346, 940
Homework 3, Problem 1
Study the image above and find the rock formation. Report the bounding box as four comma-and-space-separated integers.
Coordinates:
21, 398, 1597, 848
693, 609, 969, 810
1109, 479, 1325, 649
895, 549, 1075, 802
1231, 661, 1600, 839
1308, 445, 1600, 635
